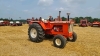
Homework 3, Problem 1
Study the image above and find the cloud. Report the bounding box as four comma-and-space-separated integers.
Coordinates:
55, 7, 65, 11
7, 5, 11, 7
58, 0, 87, 17
23, 10, 34, 14
7, 9, 10, 10
42, 8, 46, 10
20, 0, 24, 2
60, 0, 86, 9
87, 7, 100, 15
23, 10, 29, 12
37, 0, 53, 6
61, 0, 86, 5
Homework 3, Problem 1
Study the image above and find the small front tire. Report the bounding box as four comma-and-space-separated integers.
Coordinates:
53, 34, 66, 48
67, 32, 77, 42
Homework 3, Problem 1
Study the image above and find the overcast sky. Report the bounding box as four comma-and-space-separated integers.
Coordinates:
0, 0, 100, 19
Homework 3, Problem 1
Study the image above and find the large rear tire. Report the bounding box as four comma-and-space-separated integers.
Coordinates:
67, 32, 77, 42
53, 34, 66, 48
28, 23, 44, 43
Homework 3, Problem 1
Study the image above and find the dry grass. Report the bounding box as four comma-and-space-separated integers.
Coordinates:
0, 24, 100, 56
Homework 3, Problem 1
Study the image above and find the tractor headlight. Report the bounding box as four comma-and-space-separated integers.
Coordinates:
68, 23, 73, 32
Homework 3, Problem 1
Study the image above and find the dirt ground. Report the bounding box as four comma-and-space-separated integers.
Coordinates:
0, 24, 100, 56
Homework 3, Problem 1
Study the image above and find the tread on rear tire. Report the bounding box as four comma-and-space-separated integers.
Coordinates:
28, 23, 44, 43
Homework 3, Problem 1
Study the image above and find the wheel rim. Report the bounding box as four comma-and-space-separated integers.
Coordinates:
55, 39, 61, 46
30, 28, 37, 38
69, 36, 73, 40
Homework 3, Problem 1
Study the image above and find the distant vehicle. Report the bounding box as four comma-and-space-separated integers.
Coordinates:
15, 21, 22, 26
10, 21, 16, 26
0, 20, 4, 26
10, 21, 22, 26
0, 20, 10, 26
79, 19, 88, 27
91, 21, 100, 27
10, 21, 14, 24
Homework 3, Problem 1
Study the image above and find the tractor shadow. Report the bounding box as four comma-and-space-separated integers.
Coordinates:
44, 37, 53, 41
27, 38, 64, 49
27, 37, 53, 42
27, 39, 34, 42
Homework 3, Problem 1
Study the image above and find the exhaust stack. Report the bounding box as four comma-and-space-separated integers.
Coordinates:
67, 13, 70, 21
59, 11, 61, 21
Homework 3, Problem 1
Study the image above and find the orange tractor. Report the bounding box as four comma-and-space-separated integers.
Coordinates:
28, 11, 77, 48
91, 21, 100, 27
79, 19, 88, 27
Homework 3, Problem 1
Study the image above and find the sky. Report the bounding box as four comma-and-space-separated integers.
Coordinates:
0, 0, 100, 19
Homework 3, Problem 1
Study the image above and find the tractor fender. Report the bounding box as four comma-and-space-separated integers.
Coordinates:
32, 22, 47, 30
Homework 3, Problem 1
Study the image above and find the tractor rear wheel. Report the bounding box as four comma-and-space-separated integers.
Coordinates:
28, 23, 44, 43
67, 32, 77, 42
53, 34, 66, 48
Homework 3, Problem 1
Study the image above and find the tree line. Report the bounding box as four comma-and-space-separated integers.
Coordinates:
0, 16, 100, 24
62, 16, 100, 23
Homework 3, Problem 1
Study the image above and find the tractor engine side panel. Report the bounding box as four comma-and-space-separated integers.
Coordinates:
45, 23, 69, 37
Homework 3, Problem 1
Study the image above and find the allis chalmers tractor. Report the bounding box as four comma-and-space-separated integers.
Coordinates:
10, 21, 22, 26
0, 20, 10, 26
15, 21, 22, 26
10, 21, 15, 26
79, 19, 88, 27
28, 11, 77, 48
0, 20, 4, 26
91, 21, 100, 27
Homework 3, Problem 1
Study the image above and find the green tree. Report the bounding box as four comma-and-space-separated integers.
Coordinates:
93, 18, 99, 22
79, 17, 83, 19
3, 18, 9, 21
74, 17, 80, 23
85, 16, 93, 22
98, 18, 100, 21
62, 17, 66, 21
0, 18, 3, 20
10, 18, 13, 21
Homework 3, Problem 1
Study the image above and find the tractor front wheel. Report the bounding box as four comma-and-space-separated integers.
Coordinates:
67, 32, 77, 42
28, 23, 44, 43
53, 34, 66, 48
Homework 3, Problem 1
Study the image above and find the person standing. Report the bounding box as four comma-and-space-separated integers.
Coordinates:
49, 16, 53, 21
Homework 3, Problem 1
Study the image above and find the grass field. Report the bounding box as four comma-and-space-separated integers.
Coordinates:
0, 24, 100, 56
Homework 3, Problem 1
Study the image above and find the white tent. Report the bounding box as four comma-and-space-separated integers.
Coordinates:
16, 21, 20, 23
0, 20, 3, 23
10, 21, 14, 23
